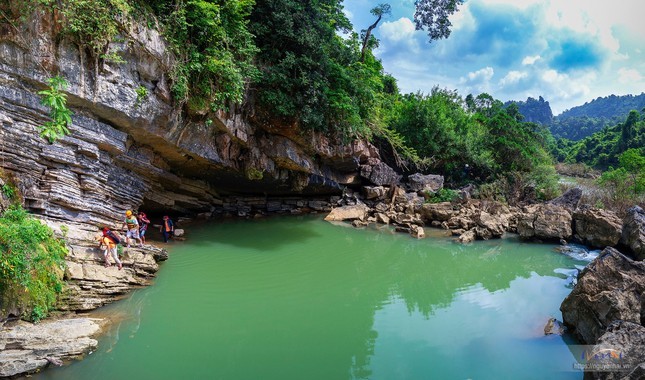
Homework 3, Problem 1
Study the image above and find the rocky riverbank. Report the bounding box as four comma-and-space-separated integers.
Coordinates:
0, 318, 103, 377
0, 216, 168, 378
325, 180, 645, 379
0, 10, 403, 377
1, 8, 643, 379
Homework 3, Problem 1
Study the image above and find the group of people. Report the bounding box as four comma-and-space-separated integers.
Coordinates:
98, 210, 175, 269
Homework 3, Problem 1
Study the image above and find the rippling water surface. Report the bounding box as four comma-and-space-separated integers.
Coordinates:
38, 215, 587, 380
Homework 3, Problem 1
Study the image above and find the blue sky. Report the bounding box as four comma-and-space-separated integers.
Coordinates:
342, 0, 645, 114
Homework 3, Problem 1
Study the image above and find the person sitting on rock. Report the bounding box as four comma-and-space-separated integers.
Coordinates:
122, 210, 142, 247
98, 227, 122, 270
137, 211, 150, 244
160, 215, 174, 243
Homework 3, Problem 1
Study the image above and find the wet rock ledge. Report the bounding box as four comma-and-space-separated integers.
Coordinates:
0, 318, 102, 377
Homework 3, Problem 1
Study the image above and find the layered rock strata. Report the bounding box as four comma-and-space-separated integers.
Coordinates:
0, 12, 398, 229
0, 318, 102, 377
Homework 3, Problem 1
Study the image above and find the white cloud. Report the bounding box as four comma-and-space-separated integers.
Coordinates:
380, 17, 416, 42
618, 68, 643, 83
541, 69, 565, 84
352, 0, 645, 114
463, 67, 494, 83
522, 55, 541, 65
500, 71, 528, 86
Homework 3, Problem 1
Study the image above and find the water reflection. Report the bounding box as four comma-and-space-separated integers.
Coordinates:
36, 216, 584, 380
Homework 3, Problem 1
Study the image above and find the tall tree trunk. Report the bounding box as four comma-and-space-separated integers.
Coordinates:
360, 14, 382, 63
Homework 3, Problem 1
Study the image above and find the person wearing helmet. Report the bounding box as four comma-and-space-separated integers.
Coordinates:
121, 210, 142, 247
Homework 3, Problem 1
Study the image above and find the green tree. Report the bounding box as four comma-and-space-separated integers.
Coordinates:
150, 0, 259, 112
413, 0, 465, 42
361, 3, 391, 62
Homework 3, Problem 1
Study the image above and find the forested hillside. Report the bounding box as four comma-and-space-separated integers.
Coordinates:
504, 96, 553, 125
554, 110, 645, 169
559, 93, 645, 119
550, 93, 645, 140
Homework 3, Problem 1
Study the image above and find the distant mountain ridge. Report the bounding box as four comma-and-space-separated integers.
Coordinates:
504, 96, 553, 124
508, 93, 645, 141
557, 93, 645, 119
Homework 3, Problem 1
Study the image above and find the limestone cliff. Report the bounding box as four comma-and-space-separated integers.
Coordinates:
0, 8, 401, 326
0, 11, 394, 229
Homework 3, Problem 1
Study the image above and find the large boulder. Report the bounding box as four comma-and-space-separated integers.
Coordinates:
517, 204, 572, 241
363, 186, 386, 200
324, 204, 369, 222
458, 229, 476, 244
476, 211, 506, 238
548, 187, 582, 210
360, 162, 401, 186
621, 206, 645, 260
406, 173, 444, 193
419, 202, 456, 222
0, 318, 101, 377
583, 321, 645, 380
573, 208, 623, 248
560, 247, 645, 344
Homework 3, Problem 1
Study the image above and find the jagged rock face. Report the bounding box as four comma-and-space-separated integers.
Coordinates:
419, 202, 456, 222
621, 206, 645, 260
0, 318, 101, 377
573, 208, 622, 249
406, 173, 444, 193
548, 187, 582, 210
584, 321, 645, 380
517, 204, 572, 241
560, 247, 645, 344
38, 218, 167, 312
476, 211, 506, 238
0, 12, 396, 226
360, 162, 401, 186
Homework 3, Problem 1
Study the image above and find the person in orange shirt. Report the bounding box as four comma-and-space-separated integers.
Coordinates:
99, 227, 122, 270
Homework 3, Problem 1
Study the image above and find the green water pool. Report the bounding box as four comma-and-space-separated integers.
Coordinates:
37, 215, 587, 380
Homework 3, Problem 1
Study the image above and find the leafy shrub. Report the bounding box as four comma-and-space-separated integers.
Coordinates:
426, 188, 459, 203
37, 76, 72, 144
135, 85, 148, 107
60, 0, 131, 54
1, 184, 15, 199
0, 205, 67, 322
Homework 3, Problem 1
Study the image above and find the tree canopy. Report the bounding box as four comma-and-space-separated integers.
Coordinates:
414, 0, 465, 42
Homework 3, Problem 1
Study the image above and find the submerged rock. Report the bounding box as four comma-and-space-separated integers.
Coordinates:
560, 247, 645, 344
544, 317, 566, 335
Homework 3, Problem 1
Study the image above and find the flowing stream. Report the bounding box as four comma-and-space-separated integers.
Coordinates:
37, 215, 589, 379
